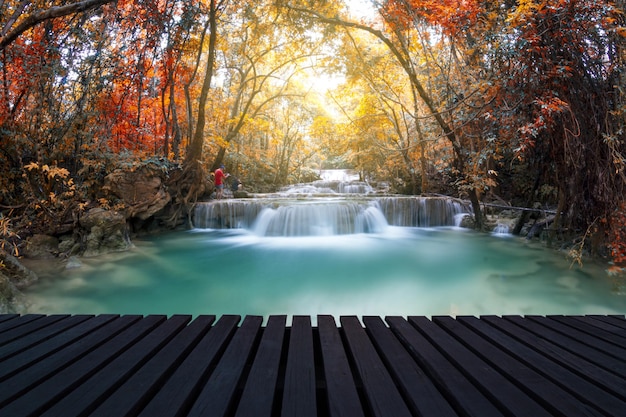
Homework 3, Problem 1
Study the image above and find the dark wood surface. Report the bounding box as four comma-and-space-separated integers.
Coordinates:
0, 314, 624, 417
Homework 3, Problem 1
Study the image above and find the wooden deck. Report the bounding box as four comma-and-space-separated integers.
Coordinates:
0, 314, 625, 417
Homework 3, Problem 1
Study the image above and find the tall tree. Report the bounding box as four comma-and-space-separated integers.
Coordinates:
494, 0, 625, 240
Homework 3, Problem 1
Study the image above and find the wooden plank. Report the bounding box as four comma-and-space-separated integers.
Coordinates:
527, 316, 626, 359
136, 315, 241, 417
385, 316, 503, 417
188, 315, 264, 417
0, 314, 68, 348
438, 316, 603, 417
0, 314, 130, 405
410, 316, 551, 417
588, 315, 626, 330
340, 316, 412, 417
0, 314, 45, 334
0, 314, 117, 382
41, 315, 192, 417
281, 315, 317, 417
555, 315, 626, 346
0, 314, 18, 324
505, 315, 626, 380
466, 316, 623, 416
362, 316, 457, 417
576, 315, 626, 334
90, 315, 215, 417
317, 314, 365, 417
234, 315, 286, 417
482, 316, 626, 409
0, 315, 166, 417
0, 314, 622, 417
0, 315, 91, 361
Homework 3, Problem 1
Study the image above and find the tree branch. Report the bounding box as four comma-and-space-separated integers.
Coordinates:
282, 4, 461, 150
0, 0, 115, 50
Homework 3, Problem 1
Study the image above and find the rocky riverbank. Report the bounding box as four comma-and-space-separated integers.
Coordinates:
0, 161, 189, 313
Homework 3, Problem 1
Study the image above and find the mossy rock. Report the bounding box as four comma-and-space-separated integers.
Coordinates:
0, 250, 38, 288
0, 250, 33, 313
0, 272, 26, 314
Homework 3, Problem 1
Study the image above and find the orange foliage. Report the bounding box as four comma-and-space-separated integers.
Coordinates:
90, 0, 193, 155
0, 26, 49, 125
382, 0, 482, 36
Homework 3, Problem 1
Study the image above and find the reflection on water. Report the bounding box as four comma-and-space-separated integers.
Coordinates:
24, 227, 626, 320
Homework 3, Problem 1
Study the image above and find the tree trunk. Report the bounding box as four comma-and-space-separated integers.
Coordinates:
165, 0, 217, 227
548, 188, 567, 248
211, 146, 226, 171
513, 171, 542, 236
185, 0, 217, 164
170, 76, 181, 159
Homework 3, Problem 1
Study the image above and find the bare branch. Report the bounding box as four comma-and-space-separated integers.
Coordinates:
0, 0, 115, 50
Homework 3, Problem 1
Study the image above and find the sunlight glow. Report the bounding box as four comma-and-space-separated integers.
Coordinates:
347, 0, 378, 20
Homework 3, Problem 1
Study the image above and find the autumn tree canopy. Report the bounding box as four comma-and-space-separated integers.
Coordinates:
0, 0, 624, 259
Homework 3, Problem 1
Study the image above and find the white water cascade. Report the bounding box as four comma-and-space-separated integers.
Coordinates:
492, 223, 512, 236
193, 170, 472, 236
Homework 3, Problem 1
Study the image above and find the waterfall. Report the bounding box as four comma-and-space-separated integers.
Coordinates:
193, 170, 471, 236
376, 197, 469, 227
338, 182, 373, 194
279, 180, 373, 195
193, 196, 470, 235
319, 169, 360, 181
193, 200, 265, 229
251, 202, 386, 236
492, 224, 511, 236
357, 206, 389, 234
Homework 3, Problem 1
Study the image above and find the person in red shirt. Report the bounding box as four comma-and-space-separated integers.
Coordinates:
214, 164, 229, 199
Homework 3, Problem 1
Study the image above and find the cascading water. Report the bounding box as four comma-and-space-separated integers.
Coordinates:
22, 169, 626, 319
194, 200, 265, 230
251, 202, 388, 236
492, 224, 512, 236
375, 197, 469, 228
279, 180, 373, 195
193, 178, 471, 236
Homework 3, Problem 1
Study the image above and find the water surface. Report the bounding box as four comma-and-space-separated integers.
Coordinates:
25, 227, 626, 320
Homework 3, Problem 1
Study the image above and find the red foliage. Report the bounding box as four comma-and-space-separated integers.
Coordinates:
0, 26, 50, 126
88, 0, 192, 154
382, 0, 482, 36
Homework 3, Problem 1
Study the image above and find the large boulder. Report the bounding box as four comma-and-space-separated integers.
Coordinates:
0, 250, 38, 289
0, 250, 35, 313
0, 273, 26, 313
79, 208, 132, 257
104, 165, 171, 220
